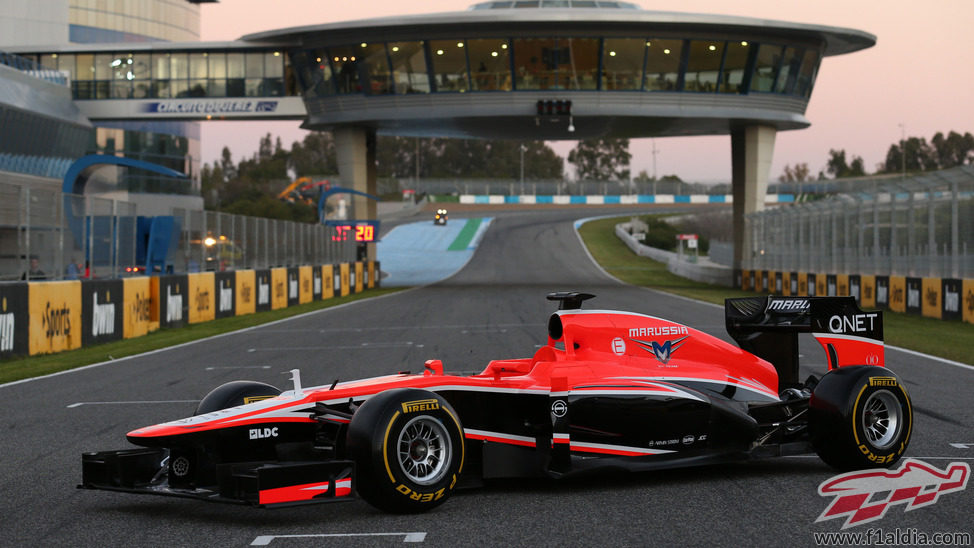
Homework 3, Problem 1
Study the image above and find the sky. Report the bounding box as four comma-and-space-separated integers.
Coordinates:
199, 0, 974, 183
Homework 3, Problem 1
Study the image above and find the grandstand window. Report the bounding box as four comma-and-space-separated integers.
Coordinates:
207, 52, 226, 79
152, 52, 170, 79
170, 52, 189, 80
357, 43, 391, 95
794, 49, 820, 98
329, 45, 362, 94
207, 78, 225, 97
207, 52, 226, 97
388, 41, 430, 94
245, 52, 264, 77
39, 54, 57, 71
719, 40, 750, 93
133, 80, 150, 99
95, 80, 110, 99
227, 52, 245, 97
74, 80, 94, 100
245, 78, 262, 97
264, 51, 285, 96
170, 79, 188, 98
151, 79, 171, 99
56, 54, 75, 79
643, 38, 681, 91
111, 79, 133, 99
94, 53, 112, 80
265, 52, 284, 78
684, 40, 724, 92
76, 53, 94, 81
189, 52, 207, 79
602, 38, 645, 91
131, 53, 149, 80
188, 78, 207, 97
774, 46, 801, 94
557, 37, 599, 90
430, 39, 470, 92
309, 50, 336, 96
750, 44, 783, 92
468, 39, 511, 91
513, 37, 556, 90
227, 53, 245, 79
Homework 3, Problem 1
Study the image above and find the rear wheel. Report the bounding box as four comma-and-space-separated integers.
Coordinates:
346, 389, 464, 513
809, 366, 912, 470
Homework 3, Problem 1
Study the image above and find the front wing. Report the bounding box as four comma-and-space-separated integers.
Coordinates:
80, 448, 355, 507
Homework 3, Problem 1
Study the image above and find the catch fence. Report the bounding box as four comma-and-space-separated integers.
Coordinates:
0, 178, 357, 281
745, 166, 974, 279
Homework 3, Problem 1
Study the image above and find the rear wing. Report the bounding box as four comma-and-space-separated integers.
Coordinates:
725, 296, 884, 389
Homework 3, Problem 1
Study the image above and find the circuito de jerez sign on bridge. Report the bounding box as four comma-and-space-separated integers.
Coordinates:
76, 97, 307, 121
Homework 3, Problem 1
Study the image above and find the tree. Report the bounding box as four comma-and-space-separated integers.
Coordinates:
778, 162, 811, 183
374, 137, 563, 180
881, 137, 937, 174
200, 163, 223, 209
289, 132, 338, 177
825, 149, 866, 178
633, 170, 653, 183
930, 131, 974, 169
520, 141, 564, 180
199, 132, 567, 221
219, 146, 235, 180
567, 137, 631, 181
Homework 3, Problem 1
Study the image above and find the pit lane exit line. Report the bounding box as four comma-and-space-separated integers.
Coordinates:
67, 400, 197, 408
251, 532, 426, 545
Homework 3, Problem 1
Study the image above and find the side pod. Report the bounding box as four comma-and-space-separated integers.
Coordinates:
725, 296, 884, 388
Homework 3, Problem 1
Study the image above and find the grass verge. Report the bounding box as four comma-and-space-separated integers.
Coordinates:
578, 216, 973, 364
0, 288, 405, 385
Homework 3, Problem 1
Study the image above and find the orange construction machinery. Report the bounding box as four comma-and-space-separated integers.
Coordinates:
278, 176, 331, 205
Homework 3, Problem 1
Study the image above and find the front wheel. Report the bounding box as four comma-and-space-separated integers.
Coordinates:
346, 389, 464, 513
195, 380, 280, 415
809, 366, 912, 470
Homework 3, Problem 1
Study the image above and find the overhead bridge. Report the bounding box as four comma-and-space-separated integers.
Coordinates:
14, 42, 307, 121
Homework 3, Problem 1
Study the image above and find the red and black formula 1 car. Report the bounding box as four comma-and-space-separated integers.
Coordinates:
81, 292, 912, 513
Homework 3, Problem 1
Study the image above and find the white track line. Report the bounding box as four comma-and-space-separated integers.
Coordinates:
67, 400, 197, 408
251, 532, 426, 545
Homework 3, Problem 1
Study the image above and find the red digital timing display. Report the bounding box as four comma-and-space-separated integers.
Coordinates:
331, 224, 375, 242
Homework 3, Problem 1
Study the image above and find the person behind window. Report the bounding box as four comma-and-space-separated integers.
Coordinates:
65, 258, 86, 280
22, 257, 46, 280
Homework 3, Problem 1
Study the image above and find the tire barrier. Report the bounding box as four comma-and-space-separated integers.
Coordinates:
3, 261, 380, 358
735, 268, 971, 324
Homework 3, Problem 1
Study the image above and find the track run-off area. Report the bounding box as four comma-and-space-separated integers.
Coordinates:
1, 207, 971, 547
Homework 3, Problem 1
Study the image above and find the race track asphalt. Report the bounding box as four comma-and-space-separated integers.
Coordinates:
1, 207, 971, 547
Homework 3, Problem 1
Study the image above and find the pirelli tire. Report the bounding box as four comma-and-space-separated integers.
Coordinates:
809, 366, 913, 471
346, 388, 464, 514
195, 381, 281, 415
